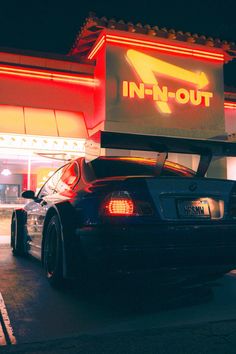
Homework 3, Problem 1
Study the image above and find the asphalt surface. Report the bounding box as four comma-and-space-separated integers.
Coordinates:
2, 241, 236, 353
2, 320, 236, 354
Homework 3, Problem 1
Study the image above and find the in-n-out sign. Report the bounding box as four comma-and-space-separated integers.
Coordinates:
122, 49, 214, 114
122, 82, 213, 113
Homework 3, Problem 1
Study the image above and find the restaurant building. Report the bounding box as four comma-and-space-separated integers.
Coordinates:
0, 14, 235, 235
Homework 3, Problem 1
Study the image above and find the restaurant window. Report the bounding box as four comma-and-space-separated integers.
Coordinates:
0, 151, 64, 239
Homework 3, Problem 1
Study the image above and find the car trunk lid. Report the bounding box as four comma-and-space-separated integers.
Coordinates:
145, 177, 235, 221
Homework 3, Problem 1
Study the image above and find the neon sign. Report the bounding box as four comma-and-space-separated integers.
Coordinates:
123, 82, 213, 111
123, 49, 213, 114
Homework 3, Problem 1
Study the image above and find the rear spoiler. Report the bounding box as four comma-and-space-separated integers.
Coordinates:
85, 131, 236, 176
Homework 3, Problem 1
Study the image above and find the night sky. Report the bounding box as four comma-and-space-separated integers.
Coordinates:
0, 0, 235, 86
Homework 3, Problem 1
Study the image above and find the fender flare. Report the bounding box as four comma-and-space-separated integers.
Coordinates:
42, 202, 78, 278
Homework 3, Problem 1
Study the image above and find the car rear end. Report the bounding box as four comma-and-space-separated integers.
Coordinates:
76, 158, 236, 279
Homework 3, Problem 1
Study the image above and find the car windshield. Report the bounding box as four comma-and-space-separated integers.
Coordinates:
84, 156, 195, 180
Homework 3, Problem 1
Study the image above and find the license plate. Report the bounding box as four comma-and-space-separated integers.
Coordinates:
178, 199, 210, 218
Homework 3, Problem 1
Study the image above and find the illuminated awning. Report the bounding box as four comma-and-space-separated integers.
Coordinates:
0, 133, 85, 156
0, 105, 88, 139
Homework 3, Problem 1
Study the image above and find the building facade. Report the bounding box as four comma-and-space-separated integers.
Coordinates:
0, 14, 235, 213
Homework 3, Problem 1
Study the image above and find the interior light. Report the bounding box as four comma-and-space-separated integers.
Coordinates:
1, 168, 12, 176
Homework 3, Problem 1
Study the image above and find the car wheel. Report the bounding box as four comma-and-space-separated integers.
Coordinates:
43, 215, 64, 288
11, 210, 27, 256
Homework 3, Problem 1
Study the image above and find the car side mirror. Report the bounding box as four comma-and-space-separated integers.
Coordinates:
21, 190, 36, 199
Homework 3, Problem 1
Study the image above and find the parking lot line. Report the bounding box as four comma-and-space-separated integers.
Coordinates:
0, 292, 16, 345
0, 320, 7, 346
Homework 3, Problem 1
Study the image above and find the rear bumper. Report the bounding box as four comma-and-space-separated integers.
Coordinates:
75, 222, 236, 275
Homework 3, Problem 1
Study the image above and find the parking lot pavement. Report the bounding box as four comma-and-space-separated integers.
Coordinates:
2, 319, 236, 354
2, 245, 236, 352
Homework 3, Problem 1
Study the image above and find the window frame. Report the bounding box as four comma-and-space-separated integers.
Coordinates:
37, 164, 69, 199
54, 160, 81, 193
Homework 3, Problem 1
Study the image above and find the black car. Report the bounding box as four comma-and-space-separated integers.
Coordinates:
11, 132, 236, 287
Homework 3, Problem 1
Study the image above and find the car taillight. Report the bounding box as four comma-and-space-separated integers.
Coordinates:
107, 198, 134, 216
102, 191, 135, 216
102, 191, 154, 217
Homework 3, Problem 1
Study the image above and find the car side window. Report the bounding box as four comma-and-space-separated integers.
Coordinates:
37, 165, 67, 198
56, 161, 80, 193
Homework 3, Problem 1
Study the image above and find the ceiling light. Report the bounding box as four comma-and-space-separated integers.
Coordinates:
1, 168, 12, 176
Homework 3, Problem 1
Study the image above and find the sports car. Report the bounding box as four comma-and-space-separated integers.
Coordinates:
10, 131, 236, 287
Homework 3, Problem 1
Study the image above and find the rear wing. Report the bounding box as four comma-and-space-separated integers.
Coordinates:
85, 131, 236, 176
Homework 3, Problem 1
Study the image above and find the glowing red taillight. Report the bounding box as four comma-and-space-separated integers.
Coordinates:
106, 198, 134, 216
103, 191, 135, 216
102, 191, 153, 217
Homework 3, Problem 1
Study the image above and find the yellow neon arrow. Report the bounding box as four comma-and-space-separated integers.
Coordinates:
127, 49, 209, 89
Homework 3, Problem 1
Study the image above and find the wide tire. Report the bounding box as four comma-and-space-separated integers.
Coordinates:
43, 215, 64, 288
11, 210, 27, 257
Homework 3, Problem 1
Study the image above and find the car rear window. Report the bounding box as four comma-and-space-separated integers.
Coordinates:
83, 157, 195, 180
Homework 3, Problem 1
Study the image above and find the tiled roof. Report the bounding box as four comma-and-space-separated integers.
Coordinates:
225, 86, 236, 94
225, 87, 236, 101
69, 13, 236, 60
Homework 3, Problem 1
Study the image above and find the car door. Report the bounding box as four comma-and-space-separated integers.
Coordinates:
26, 161, 80, 259
26, 165, 66, 259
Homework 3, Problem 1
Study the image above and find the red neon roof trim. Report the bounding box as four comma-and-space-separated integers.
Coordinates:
88, 35, 106, 60
107, 34, 223, 57
224, 102, 236, 109
0, 65, 95, 86
88, 33, 225, 62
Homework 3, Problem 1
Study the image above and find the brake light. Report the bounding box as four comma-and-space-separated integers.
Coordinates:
106, 198, 134, 215
102, 191, 154, 217
102, 191, 135, 216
